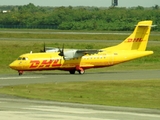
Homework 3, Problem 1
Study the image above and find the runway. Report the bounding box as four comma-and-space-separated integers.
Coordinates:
0, 69, 160, 86
0, 69, 160, 120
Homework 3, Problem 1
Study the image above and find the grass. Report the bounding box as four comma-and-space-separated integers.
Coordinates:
0, 30, 160, 74
0, 29, 160, 109
0, 31, 160, 40
0, 32, 127, 40
0, 80, 159, 109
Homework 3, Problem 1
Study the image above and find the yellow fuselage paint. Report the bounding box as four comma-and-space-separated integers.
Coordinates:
9, 50, 153, 71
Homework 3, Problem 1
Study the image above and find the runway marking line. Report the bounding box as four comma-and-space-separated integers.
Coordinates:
0, 76, 42, 80
24, 105, 160, 118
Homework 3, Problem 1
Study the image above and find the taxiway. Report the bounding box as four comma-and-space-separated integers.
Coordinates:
0, 69, 160, 120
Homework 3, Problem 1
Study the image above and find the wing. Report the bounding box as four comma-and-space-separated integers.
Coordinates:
76, 49, 102, 54
43, 46, 103, 60
63, 49, 103, 60
45, 47, 59, 53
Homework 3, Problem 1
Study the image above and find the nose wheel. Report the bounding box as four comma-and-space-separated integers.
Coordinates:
18, 71, 23, 76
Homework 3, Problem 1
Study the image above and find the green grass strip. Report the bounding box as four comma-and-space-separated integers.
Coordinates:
0, 80, 159, 109
0, 32, 160, 41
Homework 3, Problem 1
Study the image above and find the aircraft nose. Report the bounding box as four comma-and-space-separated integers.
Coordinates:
9, 62, 17, 70
9, 62, 14, 69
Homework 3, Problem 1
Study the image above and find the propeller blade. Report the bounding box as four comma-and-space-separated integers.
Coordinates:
58, 44, 63, 56
58, 44, 65, 60
40, 42, 46, 52
43, 42, 46, 52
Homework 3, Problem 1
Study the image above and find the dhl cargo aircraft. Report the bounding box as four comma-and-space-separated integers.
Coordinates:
9, 20, 154, 75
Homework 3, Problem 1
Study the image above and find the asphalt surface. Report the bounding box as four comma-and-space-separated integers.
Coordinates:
0, 95, 160, 120
0, 69, 160, 86
0, 69, 160, 120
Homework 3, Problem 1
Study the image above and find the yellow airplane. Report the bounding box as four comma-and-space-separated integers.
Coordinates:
9, 20, 154, 75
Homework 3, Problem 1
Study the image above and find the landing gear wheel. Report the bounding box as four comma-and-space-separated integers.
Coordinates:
18, 71, 23, 76
76, 66, 85, 75
78, 70, 85, 74
69, 70, 76, 74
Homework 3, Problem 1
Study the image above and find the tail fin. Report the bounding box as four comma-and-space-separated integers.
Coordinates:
105, 20, 153, 51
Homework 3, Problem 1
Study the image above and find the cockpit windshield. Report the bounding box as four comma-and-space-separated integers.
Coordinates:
17, 57, 28, 60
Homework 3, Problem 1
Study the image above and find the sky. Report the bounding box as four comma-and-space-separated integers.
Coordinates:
0, 0, 159, 7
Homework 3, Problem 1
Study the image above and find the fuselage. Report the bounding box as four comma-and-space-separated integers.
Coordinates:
9, 50, 153, 72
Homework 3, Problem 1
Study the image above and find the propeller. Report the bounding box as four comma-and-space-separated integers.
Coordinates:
40, 42, 46, 52
58, 44, 65, 60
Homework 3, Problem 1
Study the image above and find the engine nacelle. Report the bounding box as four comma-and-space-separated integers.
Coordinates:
63, 50, 79, 60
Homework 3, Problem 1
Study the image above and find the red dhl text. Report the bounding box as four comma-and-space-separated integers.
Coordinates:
30, 59, 61, 68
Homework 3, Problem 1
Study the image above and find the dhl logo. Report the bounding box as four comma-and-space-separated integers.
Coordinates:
126, 38, 144, 42
30, 59, 61, 68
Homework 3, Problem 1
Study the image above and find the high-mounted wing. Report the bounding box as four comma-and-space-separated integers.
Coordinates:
62, 49, 103, 60
41, 43, 102, 60
76, 49, 102, 54
45, 47, 59, 53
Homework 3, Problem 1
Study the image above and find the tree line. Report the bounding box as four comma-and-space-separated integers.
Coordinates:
0, 3, 160, 31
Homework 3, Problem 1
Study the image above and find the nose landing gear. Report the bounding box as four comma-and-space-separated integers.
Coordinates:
18, 71, 24, 76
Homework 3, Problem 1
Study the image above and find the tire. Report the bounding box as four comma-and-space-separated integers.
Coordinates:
18, 71, 23, 76
78, 70, 85, 74
69, 70, 76, 74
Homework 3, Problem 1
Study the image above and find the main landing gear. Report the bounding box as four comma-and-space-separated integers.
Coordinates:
69, 66, 85, 75
69, 70, 76, 74
78, 70, 85, 74
69, 69, 85, 74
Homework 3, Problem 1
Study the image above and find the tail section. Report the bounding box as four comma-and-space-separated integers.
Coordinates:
104, 20, 153, 51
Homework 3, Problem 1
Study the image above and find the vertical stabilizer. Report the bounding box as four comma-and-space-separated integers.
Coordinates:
105, 21, 153, 51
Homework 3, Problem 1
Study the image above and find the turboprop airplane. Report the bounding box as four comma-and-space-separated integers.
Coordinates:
9, 20, 154, 75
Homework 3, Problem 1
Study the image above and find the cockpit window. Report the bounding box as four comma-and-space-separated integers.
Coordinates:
17, 57, 28, 60
18, 57, 22, 60
22, 57, 26, 60
25, 57, 28, 60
